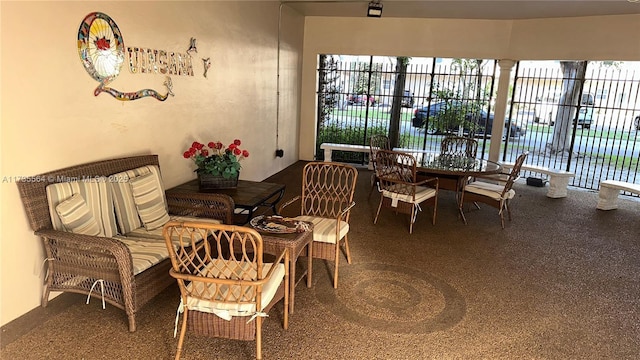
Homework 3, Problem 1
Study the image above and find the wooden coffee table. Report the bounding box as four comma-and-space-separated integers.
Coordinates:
166, 179, 286, 225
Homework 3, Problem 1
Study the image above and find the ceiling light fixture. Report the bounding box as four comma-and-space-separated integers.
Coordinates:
367, 0, 383, 17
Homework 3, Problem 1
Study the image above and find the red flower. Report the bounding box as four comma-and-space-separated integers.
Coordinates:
183, 151, 191, 159
228, 144, 237, 150
233, 148, 242, 156
200, 149, 209, 156
242, 150, 250, 157
95, 37, 111, 51
216, 142, 223, 149
234, 139, 242, 146
208, 141, 216, 148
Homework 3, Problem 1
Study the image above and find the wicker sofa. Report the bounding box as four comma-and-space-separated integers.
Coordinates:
16, 155, 234, 332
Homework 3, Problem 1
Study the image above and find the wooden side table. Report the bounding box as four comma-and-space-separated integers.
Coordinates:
261, 229, 313, 314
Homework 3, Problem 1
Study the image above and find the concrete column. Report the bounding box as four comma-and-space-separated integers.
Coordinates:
489, 59, 516, 162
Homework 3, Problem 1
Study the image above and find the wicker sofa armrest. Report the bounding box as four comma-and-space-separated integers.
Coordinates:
165, 192, 234, 225
34, 229, 135, 309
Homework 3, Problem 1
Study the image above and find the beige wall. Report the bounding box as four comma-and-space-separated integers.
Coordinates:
0, 1, 304, 326
299, 15, 640, 160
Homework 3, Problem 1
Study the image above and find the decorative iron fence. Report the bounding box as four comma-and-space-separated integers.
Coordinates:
316, 56, 640, 196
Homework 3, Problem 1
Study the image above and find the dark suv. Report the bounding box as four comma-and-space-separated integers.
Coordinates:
411, 101, 525, 138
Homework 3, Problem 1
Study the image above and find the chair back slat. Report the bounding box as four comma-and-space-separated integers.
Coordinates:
440, 136, 479, 158
375, 149, 418, 196
301, 162, 358, 219
163, 222, 264, 305
502, 152, 529, 196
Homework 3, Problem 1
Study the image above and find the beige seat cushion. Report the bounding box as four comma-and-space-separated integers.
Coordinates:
382, 185, 436, 205
116, 216, 223, 275
465, 181, 515, 201
183, 261, 285, 320
294, 215, 348, 244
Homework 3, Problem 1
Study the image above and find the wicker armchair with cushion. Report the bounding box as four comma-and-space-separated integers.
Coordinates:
460, 152, 529, 228
279, 162, 358, 288
16, 155, 234, 332
374, 149, 439, 234
163, 222, 289, 360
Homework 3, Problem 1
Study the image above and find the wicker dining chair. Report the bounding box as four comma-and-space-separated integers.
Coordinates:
440, 135, 479, 158
460, 152, 529, 228
279, 162, 358, 288
374, 149, 439, 234
369, 134, 391, 198
163, 221, 289, 360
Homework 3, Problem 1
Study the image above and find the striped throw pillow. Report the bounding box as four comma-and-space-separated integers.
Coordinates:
110, 165, 166, 234
129, 172, 170, 230
55, 193, 102, 236
46, 177, 117, 237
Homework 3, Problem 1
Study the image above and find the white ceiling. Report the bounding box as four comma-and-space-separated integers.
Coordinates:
283, 0, 640, 20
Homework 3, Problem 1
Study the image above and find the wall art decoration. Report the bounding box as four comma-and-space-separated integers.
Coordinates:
203, 58, 211, 78
187, 37, 198, 54
77, 12, 174, 101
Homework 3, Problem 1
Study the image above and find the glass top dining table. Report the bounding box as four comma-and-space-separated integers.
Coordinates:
394, 148, 502, 176
393, 148, 503, 221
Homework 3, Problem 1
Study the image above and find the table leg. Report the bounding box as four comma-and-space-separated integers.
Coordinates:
306, 241, 313, 288
289, 255, 297, 314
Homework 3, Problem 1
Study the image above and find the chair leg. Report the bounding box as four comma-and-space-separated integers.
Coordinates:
409, 206, 415, 234
432, 197, 438, 225
333, 242, 340, 288
374, 198, 383, 224
175, 308, 189, 360
342, 235, 352, 264
368, 175, 377, 198
256, 316, 263, 360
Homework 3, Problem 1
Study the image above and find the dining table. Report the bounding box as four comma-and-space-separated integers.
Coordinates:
393, 148, 503, 221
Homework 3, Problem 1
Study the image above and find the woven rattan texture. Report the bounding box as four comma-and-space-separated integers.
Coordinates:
15, 155, 234, 332
164, 222, 288, 359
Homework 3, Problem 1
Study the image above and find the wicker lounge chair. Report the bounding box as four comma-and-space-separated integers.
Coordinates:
163, 221, 289, 360
16, 155, 234, 332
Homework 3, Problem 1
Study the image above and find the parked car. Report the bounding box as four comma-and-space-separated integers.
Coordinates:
347, 94, 376, 106
401, 90, 415, 108
535, 92, 595, 129
411, 101, 525, 137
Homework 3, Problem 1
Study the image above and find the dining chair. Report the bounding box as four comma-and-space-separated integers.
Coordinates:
459, 151, 529, 228
440, 135, 479, 158
374, 149, 439, 234
279, 162, 358, 288
369, 134, 391, 198
163, 221, 289, 360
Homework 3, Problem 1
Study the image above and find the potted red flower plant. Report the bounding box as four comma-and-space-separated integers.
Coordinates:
183, 139, 249, 189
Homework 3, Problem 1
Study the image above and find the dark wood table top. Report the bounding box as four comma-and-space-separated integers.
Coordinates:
167, 179, 285, 209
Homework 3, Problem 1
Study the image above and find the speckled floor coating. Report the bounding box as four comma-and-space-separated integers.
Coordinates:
2, 161, 639, 359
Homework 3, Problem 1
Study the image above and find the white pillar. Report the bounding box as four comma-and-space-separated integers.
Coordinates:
489, 59, 516, 162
